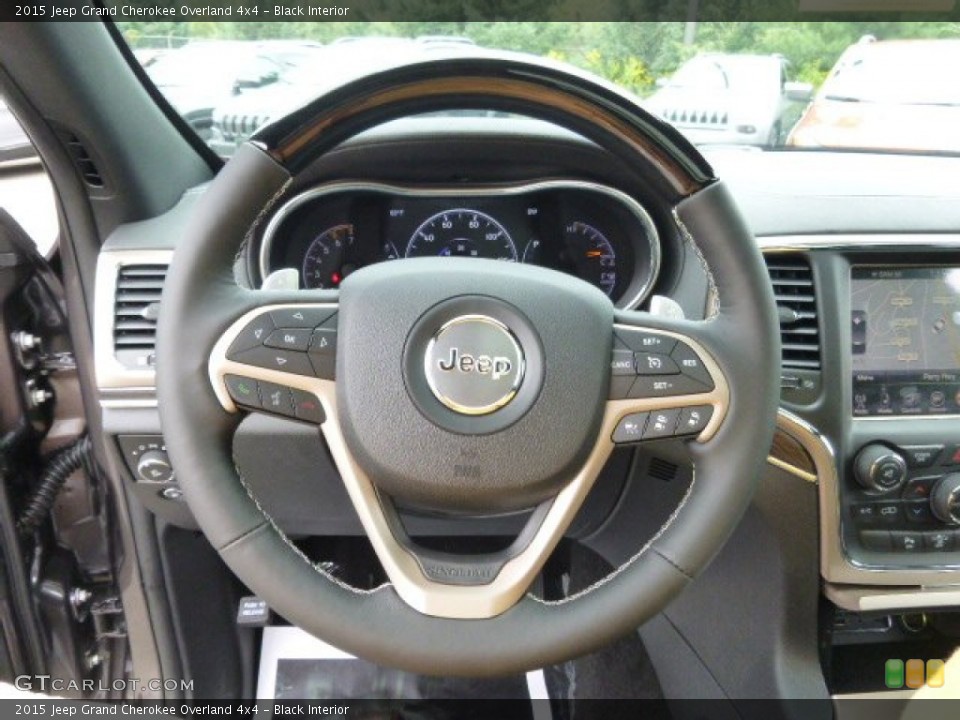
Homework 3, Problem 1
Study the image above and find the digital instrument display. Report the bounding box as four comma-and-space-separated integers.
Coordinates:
851, 266, 960, 417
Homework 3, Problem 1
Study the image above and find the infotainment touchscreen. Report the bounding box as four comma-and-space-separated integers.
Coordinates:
851, 266, 960, 417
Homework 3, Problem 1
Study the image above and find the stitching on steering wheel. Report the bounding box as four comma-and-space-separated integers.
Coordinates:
231, 452, 392, 596
673, 209, 719, 320
528, 466, 696, 606
531, 217, 718, 605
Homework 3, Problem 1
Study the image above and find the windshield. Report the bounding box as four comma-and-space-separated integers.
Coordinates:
118, 22, 960, 157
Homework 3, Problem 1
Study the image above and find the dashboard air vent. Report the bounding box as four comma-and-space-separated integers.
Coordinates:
58, 130, 105, 188
113, 264, 166, 368
765, 255, 820, 370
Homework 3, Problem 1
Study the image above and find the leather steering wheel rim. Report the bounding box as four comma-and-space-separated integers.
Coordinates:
156, 53, 780, 676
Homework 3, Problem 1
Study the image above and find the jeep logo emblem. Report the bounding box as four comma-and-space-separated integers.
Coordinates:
437, 348, 513, 380
424, 315, 525, 416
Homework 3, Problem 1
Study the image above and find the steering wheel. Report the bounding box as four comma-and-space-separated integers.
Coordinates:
156, 54, 779, 676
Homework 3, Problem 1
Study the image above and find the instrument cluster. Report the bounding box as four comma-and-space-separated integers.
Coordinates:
259, 181, 662, 308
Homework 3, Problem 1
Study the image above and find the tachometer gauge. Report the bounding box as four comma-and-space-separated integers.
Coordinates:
563, 222, 617, 297
302, 224, 354, 289
406, 209, 518, 261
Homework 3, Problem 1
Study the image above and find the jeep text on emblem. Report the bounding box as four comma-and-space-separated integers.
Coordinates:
424, 315, 525, 416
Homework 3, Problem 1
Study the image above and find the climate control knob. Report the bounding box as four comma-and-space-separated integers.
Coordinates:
136, 450, 174, 483
930, 474, 960, 525
854, 444, 907, 493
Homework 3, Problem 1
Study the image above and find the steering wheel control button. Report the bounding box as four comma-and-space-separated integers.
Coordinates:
308, 329, 337, 380
423, 315, 525, 416
264, 328, 311, 352
634, 352, 680, 375
259, 381, 294, 416
227, 315, 275, 359
225, 374, 261, 408
268, 307, 335, 329
611, 412, 650, 444
610, 349, 635, 375
642, 409, 681, 439
232, 346, 315, 377
670, 342, 714, 389
629, 374, 710, 399
290, 389, 325, 424
901, 445, 943, 469
615, 330, 676, 355
676, 405, 713, 436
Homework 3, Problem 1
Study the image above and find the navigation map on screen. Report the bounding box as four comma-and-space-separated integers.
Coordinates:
851, 266, 960, 416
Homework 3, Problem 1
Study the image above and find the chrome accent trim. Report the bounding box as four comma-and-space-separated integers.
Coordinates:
758, 233, 960, 251
99, 398, 160, 410
825, 583, 960, 613
770, 409, 828, 485
258, 180, 662, 310
94, 249, 174, 391
778, 408, 960, 585
208, 307, 728, 619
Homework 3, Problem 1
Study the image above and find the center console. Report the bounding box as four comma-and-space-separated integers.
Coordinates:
844, 264, 960, 570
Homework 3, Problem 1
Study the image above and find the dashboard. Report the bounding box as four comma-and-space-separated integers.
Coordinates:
257, 180, 661, 308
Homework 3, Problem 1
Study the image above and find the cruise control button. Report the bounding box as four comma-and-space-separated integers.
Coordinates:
610, 349, 635, 376
860, 530, 891, 552
269, 307, 335, 329
924, 531, 954, 552
290, 389, 325, 424
634, 352, 680, 375
611, 412, 649, 444
224, 375, 260, 408
891, 531, 923, 552
227, 315, 275, 359
676, 405, 713, 435
902, 476, 938, 501
670, 342, 714, 389
259, 381, 294, 417
615, 331, 677, 355
902, 445, 943, 469
231, 346, 316, 377
629, 374, 711, 399
643, 409, 681, 439
264, 328, 311, 352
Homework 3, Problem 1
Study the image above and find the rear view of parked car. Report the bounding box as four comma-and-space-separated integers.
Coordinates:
788, 38, 960, 153
645, 52, 812, 148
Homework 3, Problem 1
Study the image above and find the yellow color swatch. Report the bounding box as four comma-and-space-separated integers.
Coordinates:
926, 659, 945, 688
905, 659, 925, 689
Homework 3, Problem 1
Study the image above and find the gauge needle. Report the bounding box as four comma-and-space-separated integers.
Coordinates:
585, 250, 603, 258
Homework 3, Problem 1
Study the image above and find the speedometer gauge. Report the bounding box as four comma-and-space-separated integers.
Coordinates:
562, 222, 617, 297
302, 224, 354, 289
406, 209, 518, 261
